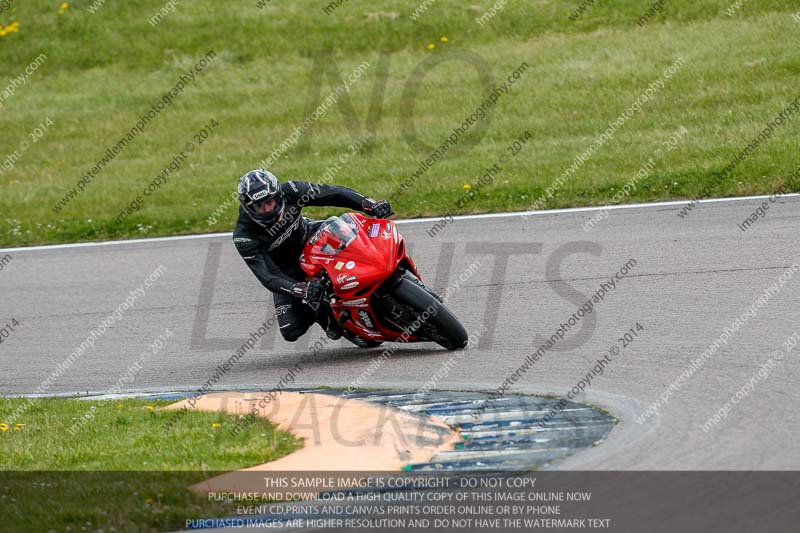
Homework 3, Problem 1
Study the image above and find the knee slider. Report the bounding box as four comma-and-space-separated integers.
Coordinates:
280, 323, 308, 342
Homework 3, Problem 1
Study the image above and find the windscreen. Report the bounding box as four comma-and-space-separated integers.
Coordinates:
319, 214, 358, 255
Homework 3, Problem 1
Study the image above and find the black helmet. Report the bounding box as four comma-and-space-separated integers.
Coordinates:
237, 169, 285, 227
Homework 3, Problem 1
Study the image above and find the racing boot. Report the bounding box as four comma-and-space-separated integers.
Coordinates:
317, 310, 343, 340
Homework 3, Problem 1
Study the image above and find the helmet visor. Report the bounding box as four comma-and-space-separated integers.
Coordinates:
242, 190, 284, 225
250, 197, 278, 214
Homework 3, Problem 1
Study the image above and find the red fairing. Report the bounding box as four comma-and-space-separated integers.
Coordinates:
300, 213, 420, 342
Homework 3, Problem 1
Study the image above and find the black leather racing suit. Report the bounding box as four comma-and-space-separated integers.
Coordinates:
233, 180, 367, 341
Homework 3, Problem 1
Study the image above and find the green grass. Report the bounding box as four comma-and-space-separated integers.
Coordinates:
0, 0, 798, 246
0, 398, 301, 531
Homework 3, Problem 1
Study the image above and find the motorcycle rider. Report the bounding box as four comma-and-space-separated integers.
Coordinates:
233, 169, 393, 346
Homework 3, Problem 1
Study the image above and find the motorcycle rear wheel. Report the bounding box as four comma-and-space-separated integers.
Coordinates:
391, 278, 468, 350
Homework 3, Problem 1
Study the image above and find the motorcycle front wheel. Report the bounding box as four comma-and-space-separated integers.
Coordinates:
390, 277, 468, 350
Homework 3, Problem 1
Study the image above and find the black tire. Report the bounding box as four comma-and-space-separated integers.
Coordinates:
391, 278, 468, 350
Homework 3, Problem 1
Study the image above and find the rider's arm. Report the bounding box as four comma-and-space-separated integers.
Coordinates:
285, 181, 365, 210
233, 235, 298, 295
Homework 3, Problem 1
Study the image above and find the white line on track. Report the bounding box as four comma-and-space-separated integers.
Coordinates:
2, 193, 797, 254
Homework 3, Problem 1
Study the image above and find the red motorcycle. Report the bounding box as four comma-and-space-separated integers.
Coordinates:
299, 213, 468, 350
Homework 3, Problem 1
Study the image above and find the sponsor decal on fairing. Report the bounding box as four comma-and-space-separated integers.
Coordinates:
341, 298, 368, 307
357, 309, 375, 329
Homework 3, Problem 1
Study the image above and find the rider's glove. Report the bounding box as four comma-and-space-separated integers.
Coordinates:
362, 197, 394, 219
290, 282, 308, 299
291, 280, 325, 308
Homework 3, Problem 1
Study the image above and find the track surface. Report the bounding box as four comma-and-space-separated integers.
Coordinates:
2, 196, 799, 469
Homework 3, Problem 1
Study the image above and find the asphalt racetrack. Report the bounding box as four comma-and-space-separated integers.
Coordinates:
2, 195, 798, 469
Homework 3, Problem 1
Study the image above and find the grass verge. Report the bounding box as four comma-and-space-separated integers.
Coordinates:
0, 397, 301, 532
0, 1, 798, 246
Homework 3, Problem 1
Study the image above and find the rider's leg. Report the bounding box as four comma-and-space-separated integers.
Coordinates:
273, 293, 316, 342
